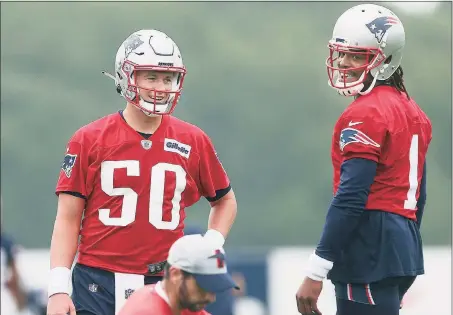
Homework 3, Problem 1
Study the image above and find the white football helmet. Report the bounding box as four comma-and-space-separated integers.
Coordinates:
107, 29, 186, 115
326, 4, 405, 96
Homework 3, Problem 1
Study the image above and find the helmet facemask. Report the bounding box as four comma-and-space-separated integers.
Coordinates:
121, 61, 186, 116
109, 29, 187, 116
326, 43, 386, 96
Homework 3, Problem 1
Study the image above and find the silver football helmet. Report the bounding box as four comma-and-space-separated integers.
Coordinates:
105, 29, 186, 115
326, 4, 406, 96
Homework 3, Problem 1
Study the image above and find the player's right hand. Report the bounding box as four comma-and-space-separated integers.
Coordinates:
295, 277, 323, 315
47, 293, 76, 315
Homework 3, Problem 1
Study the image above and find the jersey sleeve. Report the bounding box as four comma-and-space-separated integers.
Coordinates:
315, 158, 377, 262
337, 106, 387, 163
55, 132, 90, 197
198, 134, 231, 202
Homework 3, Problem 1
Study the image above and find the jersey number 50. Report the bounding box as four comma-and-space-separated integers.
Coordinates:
98, 160, 186, 230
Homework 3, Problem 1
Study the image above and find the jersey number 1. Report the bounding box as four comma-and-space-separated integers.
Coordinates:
98, 161, 186, 230
404, 135, 419, 210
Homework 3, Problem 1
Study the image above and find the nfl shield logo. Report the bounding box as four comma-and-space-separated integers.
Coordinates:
141, 140, 152, 150
88, 283, 98, 293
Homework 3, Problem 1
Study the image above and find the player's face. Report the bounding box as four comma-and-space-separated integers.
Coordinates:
336, 50, 372, 83
135, 70, 174, 104
178, 276, 216, 312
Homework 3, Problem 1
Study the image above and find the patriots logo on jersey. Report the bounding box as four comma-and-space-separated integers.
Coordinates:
339, 128, 380, 151
61, 154, 77, 178
365, 16, 399, 43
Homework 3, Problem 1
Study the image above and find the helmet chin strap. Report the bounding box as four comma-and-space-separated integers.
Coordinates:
337, 83, 363, 96
357, 63, 389, 96
102, 70, 175, 115
138, 96, 170, 117
140, 109, 160, 118
357, 73, 378, 96
330, 71, 366, 96
332, 63, 389, 97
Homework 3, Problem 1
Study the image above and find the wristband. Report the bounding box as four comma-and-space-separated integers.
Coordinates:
204, 229, 225, 248
48, 267, 71, 297
305, 252, 333, 281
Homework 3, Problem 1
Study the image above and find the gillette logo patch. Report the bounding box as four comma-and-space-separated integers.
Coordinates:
164, 139, 191, 159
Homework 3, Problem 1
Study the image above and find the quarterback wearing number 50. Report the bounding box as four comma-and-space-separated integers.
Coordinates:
47, 29, 237, 315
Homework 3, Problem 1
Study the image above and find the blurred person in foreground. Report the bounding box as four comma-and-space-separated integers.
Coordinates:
295, 4, 432, 315
117, 234, 239, 315
46, 29, 237, 315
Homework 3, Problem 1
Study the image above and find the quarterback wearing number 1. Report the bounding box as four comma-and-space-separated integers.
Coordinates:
47, 29, 237, 315
296, 4, 432, 315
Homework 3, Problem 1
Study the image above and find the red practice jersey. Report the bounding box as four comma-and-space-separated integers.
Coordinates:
117, 282, 211, 315
56, 113, 230, 274
331, 86, 432, 220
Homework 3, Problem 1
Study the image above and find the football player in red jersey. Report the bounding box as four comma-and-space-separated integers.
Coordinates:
296, 4, 432, 315
118, 234, 239, 315
46, 29, 237, 315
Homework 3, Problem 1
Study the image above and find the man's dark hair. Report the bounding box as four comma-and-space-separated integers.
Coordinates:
164, 262, 171, 279
362, 64, 410, 100
385, 65, 410, 100
163, 263, 191, 279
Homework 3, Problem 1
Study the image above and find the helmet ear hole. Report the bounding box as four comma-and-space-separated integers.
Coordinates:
384, 56, 393, 64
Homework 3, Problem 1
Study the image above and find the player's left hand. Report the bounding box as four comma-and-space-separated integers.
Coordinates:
295, 276, 323, 315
